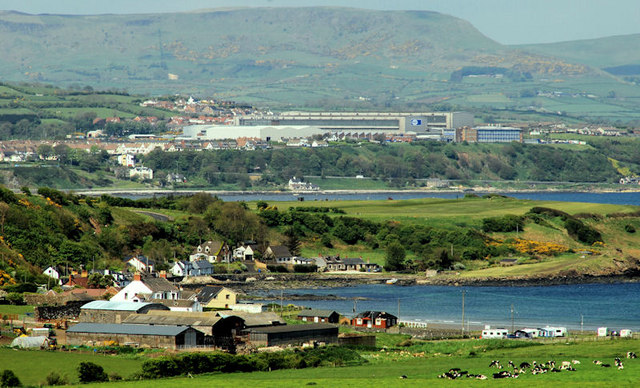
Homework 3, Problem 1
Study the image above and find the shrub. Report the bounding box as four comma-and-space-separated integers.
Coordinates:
564, 218, 602, 244
482, 215, 524, 233
44, 371, 68, 386
625, 224, 636, 233
0, 370, 21, 387
293, 264, 317, 273
77, 362, 108, 383
267, 265, 289, 273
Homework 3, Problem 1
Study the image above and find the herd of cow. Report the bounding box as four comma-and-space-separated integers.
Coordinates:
437, 352, 638, 380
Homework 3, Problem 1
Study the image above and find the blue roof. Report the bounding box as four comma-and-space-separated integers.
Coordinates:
81, 300, 156, 311
67, 322, 195, 336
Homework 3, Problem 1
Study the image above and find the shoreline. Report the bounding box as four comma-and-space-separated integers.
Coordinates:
69, 187, 640, 197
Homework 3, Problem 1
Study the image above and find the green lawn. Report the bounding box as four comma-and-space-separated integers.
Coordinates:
0, 305, 34, 316
0, 348, 144, 386
77, 338, 640, 387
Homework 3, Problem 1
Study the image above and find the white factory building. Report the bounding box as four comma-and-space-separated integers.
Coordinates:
181, 125, 326, 142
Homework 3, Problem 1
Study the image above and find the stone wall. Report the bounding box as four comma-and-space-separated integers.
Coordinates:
338, 334, 376, 347
34, 301, 85, 321
65, 332, 177, 349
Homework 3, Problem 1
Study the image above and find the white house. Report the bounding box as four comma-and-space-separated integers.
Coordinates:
42, 266, 60, 280
127, 256, 155, 273
171, 260, 214, 277
189, 241, 231, 263
233, 244, 256, 261
129, 166, 154, 180
110, 273, 180, 302
117, 154, 136, 167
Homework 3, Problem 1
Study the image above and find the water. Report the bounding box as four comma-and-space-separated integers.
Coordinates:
267, 283, 640, 331
210, 191, 640, 205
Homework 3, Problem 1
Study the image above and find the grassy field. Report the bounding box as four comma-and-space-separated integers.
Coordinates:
0, 348, 144, 386
0, 305, 34, 316
75, 338, 640, 387
268, 196, 637, 228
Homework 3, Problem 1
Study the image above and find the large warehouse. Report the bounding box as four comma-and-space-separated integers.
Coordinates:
181, 125, 326, 142
236, 111, 474, 132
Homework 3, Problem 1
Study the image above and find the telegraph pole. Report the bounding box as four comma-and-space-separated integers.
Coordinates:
511, 304, 515, 333
461, 290, 465, 335
397, 298, 400, 320
581, 314, 584, 333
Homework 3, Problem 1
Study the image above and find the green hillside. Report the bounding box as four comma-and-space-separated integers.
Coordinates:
3, 7, 639, 121
520, 34, 640, 68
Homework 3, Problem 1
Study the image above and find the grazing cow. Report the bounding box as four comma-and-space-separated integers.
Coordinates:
561, 361, 571, 369
508, 360, 515, 368
593, 360, 603, 365
618, 364, 624, 370
626, 352, 637, 359
601, 364, 611, 368
493, 371, 511, 379
520, 362, 531, 369
489, 360, 502, 369
399, 375, 408, 379
615, 357, 622, 367
572, 360, 581, 365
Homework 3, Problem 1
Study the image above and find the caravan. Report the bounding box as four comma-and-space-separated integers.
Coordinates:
481, 327, 509, 339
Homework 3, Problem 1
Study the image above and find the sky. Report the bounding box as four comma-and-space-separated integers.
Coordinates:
0, 0, 638, 45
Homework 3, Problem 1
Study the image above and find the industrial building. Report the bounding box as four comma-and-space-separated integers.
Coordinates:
236, 111, 474, 132
181, 111, 473, 141
455, 126, 522, 143
66, 323, 205, 349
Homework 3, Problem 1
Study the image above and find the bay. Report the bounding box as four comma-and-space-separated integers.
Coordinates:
269, 283, 640, 331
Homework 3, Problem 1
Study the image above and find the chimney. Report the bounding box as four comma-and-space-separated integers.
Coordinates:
159, 271, 167, 279
133, 272, 141, 281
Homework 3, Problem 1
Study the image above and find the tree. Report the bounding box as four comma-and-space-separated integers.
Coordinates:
0, 370, 21, 387
385, 241, 406, 271
36, 144, 54, 160
284, 227, 301, 256
77, 362, 108, 383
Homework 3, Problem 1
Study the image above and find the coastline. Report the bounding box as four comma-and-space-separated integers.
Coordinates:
69, 186, 640, 197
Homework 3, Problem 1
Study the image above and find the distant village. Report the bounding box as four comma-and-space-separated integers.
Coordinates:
0, 96, 638, 187
2, 239, 395, 351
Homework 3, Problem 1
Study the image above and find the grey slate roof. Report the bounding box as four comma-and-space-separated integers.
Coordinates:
267, 245, 292, 258
142, 276, 178, 292
249, 323, 337, 334
67, 322, 195, 336
297, 309, 339, 318
196, 286, 223, 303
123, 313, 222, 327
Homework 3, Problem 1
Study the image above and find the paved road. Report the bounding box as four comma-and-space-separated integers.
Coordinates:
134, 210, 172, 222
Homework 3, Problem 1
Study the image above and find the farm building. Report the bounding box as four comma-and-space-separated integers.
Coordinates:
219, 311, 285, 328
248, 323, 338, 347
123, 311, 244, 348
66, 323, 205, 349
351, 311, 398, 329
297, 309, 340, 324
78, 300, 169, 324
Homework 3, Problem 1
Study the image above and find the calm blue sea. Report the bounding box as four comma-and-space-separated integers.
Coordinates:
266, 283, 640, 331
213, 191, 640, 206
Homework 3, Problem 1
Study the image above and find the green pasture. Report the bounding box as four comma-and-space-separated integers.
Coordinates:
77, 338, 640, 387
0, 305, 34, 316
309, 178, 392, 191
267, 197, 638, 228
0, 348, 144, 386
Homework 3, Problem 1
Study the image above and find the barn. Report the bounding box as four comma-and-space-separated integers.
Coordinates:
66, 322, 204, 349
248, 323, 338, 347
297, 309, 340, 324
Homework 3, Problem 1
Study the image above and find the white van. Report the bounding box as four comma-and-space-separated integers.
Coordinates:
597, 327, 610, 337
481, 328, 509, 339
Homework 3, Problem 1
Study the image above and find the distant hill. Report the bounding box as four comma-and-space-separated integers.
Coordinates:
0, 8, 594, 102
520, 34, 640, 69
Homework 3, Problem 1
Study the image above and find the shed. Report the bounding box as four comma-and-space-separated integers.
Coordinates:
78, 300, 169, 324
218, 311, 285, 328
297, 309, 340, 324
66, 322, 204, 349
248, 323, 338, 347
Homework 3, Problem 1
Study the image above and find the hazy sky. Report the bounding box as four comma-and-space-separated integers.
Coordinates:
0, 0, 638, 45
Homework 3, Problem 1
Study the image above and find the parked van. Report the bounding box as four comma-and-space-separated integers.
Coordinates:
481, 328, 509, 339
